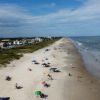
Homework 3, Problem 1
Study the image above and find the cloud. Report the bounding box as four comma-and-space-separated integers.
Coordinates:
0, 0, 100, 37
39, 0, 100, 23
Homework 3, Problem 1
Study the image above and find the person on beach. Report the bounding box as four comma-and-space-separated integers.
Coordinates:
5, 76, 12, 81
15, 83, 23, 89
42, 81, 50, 87
35, 91, 48, 98
48, 74, 53, 80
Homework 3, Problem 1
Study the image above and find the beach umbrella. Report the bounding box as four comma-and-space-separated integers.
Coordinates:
35, 91, 42, 96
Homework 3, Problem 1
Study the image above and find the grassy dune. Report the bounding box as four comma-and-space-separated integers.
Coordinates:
0, 38, 59, 66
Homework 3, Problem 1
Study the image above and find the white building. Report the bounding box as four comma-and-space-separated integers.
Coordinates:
35, 37, 42, 42
0, 42, 4, 48
13, 40, 20, 45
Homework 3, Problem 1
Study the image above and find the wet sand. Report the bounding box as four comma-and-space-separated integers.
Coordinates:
0, 38, 100, 100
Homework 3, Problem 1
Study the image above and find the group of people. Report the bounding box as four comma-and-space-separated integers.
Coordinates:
34, 63, 53, 99
34, 48, 61, 99
1, 47, 61, 100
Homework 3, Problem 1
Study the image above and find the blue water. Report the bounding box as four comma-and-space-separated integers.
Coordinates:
71, 36, 100, 79
71, 36, 100, 51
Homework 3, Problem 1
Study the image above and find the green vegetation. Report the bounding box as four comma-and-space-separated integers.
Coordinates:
0, 38, 60, 66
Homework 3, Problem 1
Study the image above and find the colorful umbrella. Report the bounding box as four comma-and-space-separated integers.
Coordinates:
35, 91, 42, 96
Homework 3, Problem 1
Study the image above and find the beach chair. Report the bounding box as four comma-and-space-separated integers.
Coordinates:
0, 97, 10, 100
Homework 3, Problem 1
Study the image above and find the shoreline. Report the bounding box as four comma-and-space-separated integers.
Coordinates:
59, 39, 100, 100
0, 38, 100, 100
69, 37, 100, 80
72, 38, 100, 80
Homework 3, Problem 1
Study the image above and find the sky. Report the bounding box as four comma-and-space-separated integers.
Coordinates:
0, 0, 100, 37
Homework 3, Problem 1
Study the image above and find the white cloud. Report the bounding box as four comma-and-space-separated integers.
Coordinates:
0, 0, 100, 36
39, 0, 100, 23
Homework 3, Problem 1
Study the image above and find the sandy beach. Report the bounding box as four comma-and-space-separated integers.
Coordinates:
0, 38, 100, 100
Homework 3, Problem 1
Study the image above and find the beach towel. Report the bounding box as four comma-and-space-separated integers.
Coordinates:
0, 97, 10, 100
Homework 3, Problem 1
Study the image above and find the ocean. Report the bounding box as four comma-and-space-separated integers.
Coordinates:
70, 36, 100, 79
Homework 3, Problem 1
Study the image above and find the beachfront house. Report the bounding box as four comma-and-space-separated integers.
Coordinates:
0, 40, 10, 48
34, 37, 43, 43
21, 39, 27, 45
47, 36, 52, 39
13, 40, 21, 45
0, 42, 4, 48
31, 39, 35, 43
0, 38, 43, 49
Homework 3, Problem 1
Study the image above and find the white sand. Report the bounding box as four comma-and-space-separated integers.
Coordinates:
0, 38, 100, 100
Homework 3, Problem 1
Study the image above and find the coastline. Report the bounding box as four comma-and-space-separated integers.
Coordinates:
61, 38, 100, 100
0, 38, 100, 100
71, 37, 100, 79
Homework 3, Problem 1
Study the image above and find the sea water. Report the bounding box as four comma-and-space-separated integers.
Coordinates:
71, 36, 100, 79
